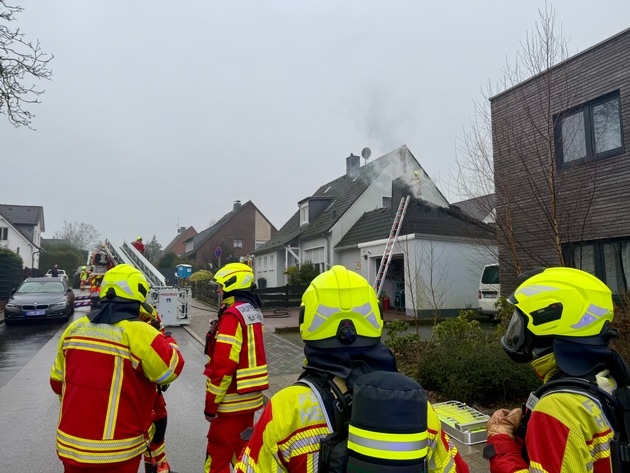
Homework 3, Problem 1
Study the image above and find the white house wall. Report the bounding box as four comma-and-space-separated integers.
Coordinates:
0, 216, 37, 268
404, 237, 497, 315
352, 235, 497, 316
337, 248, 362, 275
254, 250, 283, 287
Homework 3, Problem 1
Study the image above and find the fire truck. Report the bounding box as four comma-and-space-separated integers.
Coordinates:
84, 240, 191, 327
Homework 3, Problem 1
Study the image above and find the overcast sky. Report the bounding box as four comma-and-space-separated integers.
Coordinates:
3, 1, 630, 249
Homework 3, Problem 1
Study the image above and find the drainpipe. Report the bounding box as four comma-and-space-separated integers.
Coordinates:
321, 232, 331, 269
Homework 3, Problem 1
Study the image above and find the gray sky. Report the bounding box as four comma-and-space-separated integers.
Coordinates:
3, 0, 630, 249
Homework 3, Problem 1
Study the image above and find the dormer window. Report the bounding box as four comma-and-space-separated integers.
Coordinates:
300, 202, 309, 225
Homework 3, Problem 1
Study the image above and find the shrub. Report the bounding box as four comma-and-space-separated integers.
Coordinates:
189, 270, 214, 282
612, 292, 630, 363
387, 311, 540, 407
283, 261, 320, 285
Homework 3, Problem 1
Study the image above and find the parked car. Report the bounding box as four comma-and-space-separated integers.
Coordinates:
478, 263, 500, 320
4, 277, 75, 325
45, 269, 68, 282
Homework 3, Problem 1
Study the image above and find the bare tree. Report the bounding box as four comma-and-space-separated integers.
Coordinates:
452, 2, 598, 281
398, 236, 450, 328
0, 1, 53, 128
54, 221, 100, 251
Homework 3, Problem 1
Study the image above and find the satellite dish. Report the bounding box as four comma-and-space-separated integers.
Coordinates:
361, 147, 371, 164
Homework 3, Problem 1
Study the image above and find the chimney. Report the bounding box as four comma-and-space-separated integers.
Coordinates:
233, 200, 242, 212
346, 153, 360, 178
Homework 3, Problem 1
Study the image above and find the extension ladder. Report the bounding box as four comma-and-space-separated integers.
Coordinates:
373, 195, 410, 299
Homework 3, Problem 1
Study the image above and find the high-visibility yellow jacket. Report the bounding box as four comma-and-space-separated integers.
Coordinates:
486, 357, 617, 473
487, 387, 615, 473
50, 315, 185, 467
204, 301, 268, 416
234, 382, 469, 472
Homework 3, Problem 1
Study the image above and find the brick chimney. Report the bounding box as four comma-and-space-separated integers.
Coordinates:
346, 153, 360, 178
233, 200, 241, 212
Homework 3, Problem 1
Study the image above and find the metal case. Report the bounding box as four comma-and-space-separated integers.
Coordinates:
433, 401, 489, 445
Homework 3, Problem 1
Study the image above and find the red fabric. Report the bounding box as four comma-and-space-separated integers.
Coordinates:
487, 433, 528, 473
153, 390, 168, 420
63, 456, 140, 473
526, 411, 569, 472
206, 412, 255, 473
50, 318, 185, 467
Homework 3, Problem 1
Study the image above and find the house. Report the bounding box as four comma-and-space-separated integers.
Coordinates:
336, 179, 497, 316
182, 200, 277, 269
491, 28, 630, 296
253, 145, 496, 315
160, 226, 198, 258
0, 204, 45, 269
253, 145, 448, 287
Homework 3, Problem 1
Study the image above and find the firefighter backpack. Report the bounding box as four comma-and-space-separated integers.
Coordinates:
299, 370, 429, 473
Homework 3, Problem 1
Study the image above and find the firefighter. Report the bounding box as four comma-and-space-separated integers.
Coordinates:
204, 262, 268, 473
234, 265, 470, 473
133, 235, 146, 254
485, 267, 630, 472
79, 265, 89, 290
50, 264, 185, 473
138, 302, 173, 473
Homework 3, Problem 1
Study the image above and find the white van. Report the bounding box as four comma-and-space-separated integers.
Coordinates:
478, 264, 500, 318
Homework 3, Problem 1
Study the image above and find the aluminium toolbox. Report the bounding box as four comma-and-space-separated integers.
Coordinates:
432, 401, 490, 445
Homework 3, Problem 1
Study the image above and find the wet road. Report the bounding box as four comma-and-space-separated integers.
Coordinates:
0, 306, 90, 388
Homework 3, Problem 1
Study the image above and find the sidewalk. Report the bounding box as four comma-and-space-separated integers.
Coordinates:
182, 299, 489, 472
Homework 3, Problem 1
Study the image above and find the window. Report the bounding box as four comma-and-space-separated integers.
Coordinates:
300, 202, 309, 225
185, 241, 194, 252
263, 255, 268, 272
555, 91, 623, 167
233, 239, 243, 248
382, 196, 392, 209
0, 227, 7, 240
304, 246, 325, 272
566, 239, 630, 296
269, 254, 275, 271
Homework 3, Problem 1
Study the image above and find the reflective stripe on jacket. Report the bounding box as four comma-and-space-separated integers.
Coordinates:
204, 301, 268, 415
49, 316, 185, 466
233, 383, 469, 473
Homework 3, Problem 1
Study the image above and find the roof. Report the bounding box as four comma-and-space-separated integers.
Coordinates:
183, 201, 275, 257
0, 204, 45, 230
161, 226, 197, 256
451, 194, 495, 222
0, 204, 45, 245
336, 198, 496, 248
255, 147, 401, 253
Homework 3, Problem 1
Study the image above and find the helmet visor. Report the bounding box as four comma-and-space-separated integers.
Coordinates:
501, 308, 527, 356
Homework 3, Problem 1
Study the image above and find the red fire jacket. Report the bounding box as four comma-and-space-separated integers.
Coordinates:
204, 301, 268, 416
50, 316, 185, 466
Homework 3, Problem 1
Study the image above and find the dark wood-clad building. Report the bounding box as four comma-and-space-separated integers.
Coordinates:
491, 28, 630, 296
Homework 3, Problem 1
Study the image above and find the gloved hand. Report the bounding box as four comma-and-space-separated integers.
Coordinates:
205, 412, 216, 423
487, 407, 522, 438
163, 332, 177, 346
